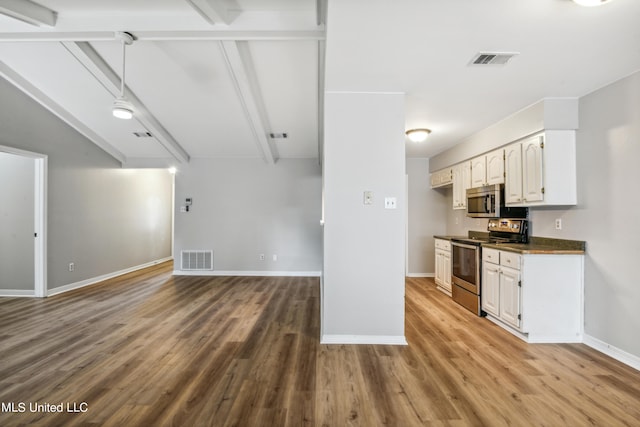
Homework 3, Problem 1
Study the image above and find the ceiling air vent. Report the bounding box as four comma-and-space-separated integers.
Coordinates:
470, 52, 519, 66
133, 131, 153, 138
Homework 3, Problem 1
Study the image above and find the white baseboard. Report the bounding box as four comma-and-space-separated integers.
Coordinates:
321, 334, 408, 345
47, 257, 173, 297
0, 289, 37, 297
406, 273, 434, 278
172, 270, 321, 277
584, 334, 640, 371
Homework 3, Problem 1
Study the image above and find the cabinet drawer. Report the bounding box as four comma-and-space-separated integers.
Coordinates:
500, 252, 521, 270
435, 239, 451, 251
483, 248, 500, 264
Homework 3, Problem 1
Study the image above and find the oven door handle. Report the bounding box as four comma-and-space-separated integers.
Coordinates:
452, 242, 479, 250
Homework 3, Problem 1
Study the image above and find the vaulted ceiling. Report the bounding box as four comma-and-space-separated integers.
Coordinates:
1, 0, 640, 167
0, 0, 323, 167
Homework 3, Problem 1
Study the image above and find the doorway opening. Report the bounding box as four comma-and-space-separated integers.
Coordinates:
0, 145, 47, 297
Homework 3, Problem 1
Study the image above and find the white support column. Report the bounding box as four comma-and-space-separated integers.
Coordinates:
321, 91, 407, 345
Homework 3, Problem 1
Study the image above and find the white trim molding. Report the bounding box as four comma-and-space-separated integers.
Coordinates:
47, 257, 173, 297
173, 270, 321, 277
406, 273, 434, 278
0, 289, 37, 297
321, 335, 408, 346
584, 334, 640, 372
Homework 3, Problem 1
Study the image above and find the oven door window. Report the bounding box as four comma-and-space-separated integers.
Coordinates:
452, 245, 478, 286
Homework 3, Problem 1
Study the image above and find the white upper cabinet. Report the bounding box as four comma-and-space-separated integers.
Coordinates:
521, 138, 544, 203
452, 161, 471, 209
486, 148, 505, 185
471, 148, 505, 187
504, 131, 576, 206
430, 168, 453, 188
470, 156, 487, 187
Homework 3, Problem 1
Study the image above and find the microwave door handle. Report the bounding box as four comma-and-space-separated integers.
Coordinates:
484, 195, 489, 212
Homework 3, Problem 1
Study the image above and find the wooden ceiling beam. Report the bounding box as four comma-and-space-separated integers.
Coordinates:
0, 61, 126, 164
0, 0, 57, 27
184, 0, 239, 25
61, 41, 190, 164
220, 40, 278, 164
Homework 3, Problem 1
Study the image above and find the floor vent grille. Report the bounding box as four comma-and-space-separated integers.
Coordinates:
181, 250, 213, 271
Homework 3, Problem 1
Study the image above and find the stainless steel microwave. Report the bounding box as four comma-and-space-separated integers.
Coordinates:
466, 184, 500, 218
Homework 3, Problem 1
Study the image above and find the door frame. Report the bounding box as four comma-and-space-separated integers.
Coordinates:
0, 144, 47, 297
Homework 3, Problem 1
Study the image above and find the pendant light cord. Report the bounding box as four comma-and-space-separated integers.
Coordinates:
120, 37, 126, 98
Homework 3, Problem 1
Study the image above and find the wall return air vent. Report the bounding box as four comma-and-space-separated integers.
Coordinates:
181, 250, 213, 271
470, 52, 519, 66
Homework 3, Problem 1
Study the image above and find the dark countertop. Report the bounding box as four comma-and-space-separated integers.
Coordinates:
482, 236, 586, 255
435, 234, 586, 255
433, 235, 467, 241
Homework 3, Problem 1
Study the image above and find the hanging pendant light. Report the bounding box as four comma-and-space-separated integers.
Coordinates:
112, 31, 135, 119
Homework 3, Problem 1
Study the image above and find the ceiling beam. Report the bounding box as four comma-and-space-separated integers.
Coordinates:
220, 40, 278, 164
0, 30, 325, 42
316, 0, 327, 26
0, 0, 57, 27
184, 0, 239, 25
0, 61, 126, 164
61, 41, 190, 164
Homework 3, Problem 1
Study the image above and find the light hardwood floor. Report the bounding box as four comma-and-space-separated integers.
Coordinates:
1, 262, 639, 426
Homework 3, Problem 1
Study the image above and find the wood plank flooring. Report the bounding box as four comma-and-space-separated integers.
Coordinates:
1, 262, 639, 426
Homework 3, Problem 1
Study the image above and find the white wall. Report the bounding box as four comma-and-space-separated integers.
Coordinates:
0, 77, 173, 292
0, 152, 34, 290
173, 158, 322, 273
322, 91, 406, 343
406, 158, 448, 275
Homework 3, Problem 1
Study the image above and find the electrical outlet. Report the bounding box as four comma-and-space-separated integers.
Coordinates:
68, 262, 74, 272
555, 218, 562, 230
259, 254, 265, 261
363, 191, 373, 205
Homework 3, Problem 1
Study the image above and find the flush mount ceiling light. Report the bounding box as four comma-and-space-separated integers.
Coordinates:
572, 0, 614, 6
112, 31, 135, 120
405, 128, 432, 143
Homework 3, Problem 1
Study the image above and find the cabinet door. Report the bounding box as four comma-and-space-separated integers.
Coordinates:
482, 262, 500, 317
435, 250, 443, 285
500, 266, 521, 328
486, 148, 504, 185
522, 136, 544, 203
471, 156, 487, 187
430, 173, 439, 188
504, 143, 523, 204
452, 164, 464, 209
443, 252, 452, 292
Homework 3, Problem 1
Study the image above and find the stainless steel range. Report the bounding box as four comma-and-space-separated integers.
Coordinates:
450, 218, 529, 316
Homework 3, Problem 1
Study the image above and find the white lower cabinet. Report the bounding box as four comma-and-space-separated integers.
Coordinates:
481, 261, 500, 317
498, 266, 521, 329
482, 248, 583, 343
434, 239, 452, 296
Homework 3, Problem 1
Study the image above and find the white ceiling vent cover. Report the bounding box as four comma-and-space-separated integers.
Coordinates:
470, 52, 519, 66
181, 250, 213, 271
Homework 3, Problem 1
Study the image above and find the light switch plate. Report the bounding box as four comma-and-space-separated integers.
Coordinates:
384, 197, 397, 209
